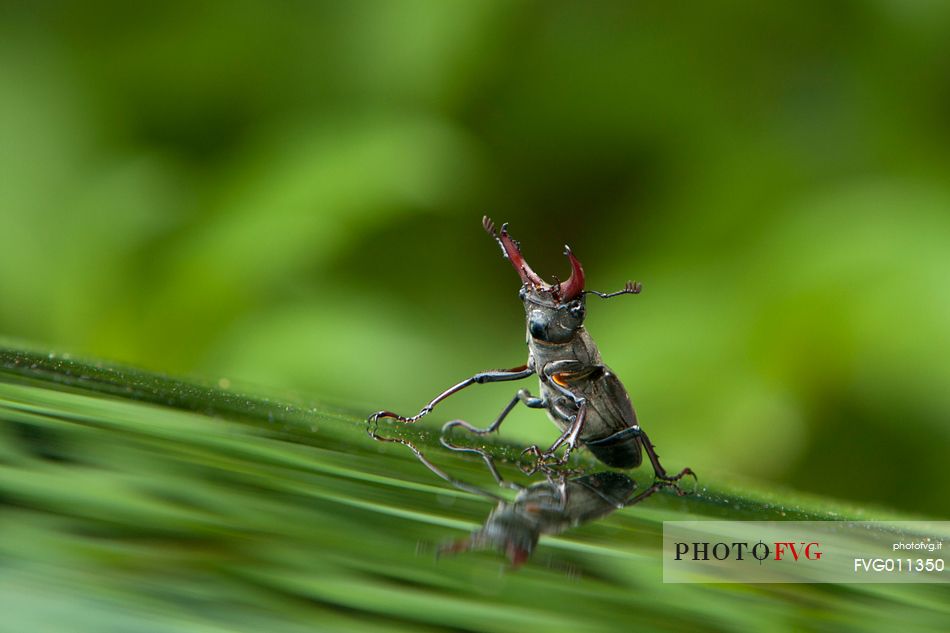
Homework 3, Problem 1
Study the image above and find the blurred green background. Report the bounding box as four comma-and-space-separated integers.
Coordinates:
1, 0, 948, 516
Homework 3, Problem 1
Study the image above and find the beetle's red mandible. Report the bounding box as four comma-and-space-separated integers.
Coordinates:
482, 215, 585, 302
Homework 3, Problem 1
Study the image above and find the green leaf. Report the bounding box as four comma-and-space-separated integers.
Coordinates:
0, 346, 946, 633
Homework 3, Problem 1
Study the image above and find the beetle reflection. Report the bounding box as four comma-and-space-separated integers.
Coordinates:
370, 427, 684, 567
442, 469, 659, 567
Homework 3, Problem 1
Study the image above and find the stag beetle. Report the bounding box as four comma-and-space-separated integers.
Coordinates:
369, 217, 694, 482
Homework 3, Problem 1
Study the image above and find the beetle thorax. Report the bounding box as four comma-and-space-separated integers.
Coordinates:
527, 326, 601, 369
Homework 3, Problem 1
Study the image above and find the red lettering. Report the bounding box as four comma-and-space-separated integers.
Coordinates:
774, 541, 802, 561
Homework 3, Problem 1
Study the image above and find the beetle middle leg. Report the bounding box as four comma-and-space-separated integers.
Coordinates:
441, 388, 544, 436
441, 389, 547, 478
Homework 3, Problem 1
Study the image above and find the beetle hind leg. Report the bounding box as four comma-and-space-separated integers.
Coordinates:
635, 428, 696, 484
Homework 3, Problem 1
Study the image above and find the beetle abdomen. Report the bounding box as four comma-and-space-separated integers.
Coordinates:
583, 426, 642, 469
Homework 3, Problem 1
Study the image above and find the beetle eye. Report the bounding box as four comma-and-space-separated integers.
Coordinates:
518, 286, 527, 300
569, 302, 585, 319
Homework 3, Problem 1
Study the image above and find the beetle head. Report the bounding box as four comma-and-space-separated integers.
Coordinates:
438, 505, 538, 568
483, 216, 586, 344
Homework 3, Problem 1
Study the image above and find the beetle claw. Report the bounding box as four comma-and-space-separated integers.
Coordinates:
518, 445, 563, 474
518, 440, 582, 475
654, 467, 698, 492
518, 445, 544, 474
520, 445, 541, 458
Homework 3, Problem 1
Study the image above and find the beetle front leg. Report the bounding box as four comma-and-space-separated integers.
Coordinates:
521, 360, 587, 474
368, 365, 535, 427
520, 370, 588, 472
519, 406, 586, 475
544, 396, 587, 455
542, 401, 588, 465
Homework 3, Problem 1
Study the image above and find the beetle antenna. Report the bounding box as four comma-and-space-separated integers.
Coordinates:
584, 280, 642, 299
